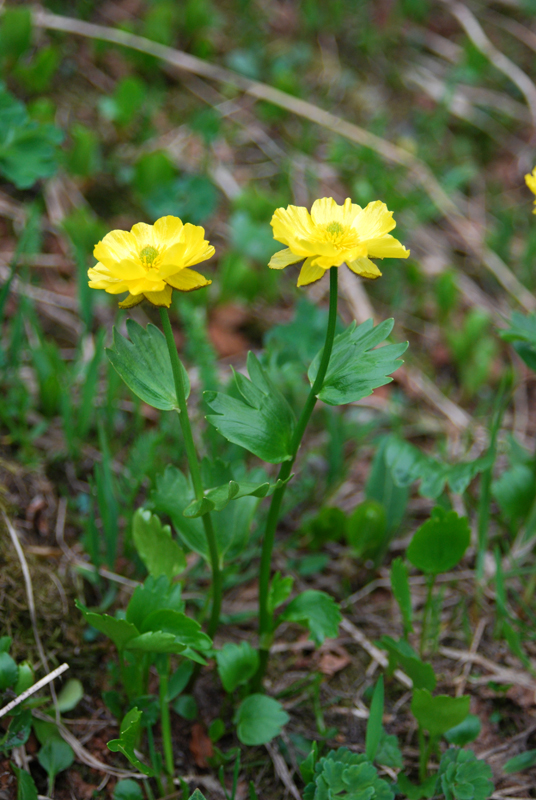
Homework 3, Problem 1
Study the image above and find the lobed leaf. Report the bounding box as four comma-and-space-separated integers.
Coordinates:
132, 508, 186, 579
205, 352, 296, 464
183, 475, 290, 517
308, 318, 407, 406
107, 708, 154, 776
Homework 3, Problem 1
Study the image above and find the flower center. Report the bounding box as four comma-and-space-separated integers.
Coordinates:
140, 245, 159, 267
326, 221, 344, 235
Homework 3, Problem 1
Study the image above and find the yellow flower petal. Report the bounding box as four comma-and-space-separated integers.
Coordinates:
268, 248, 304, 270
143, 285, 174, 307
131, 222, 158, 250
271, 206, 316, 251
525, 168, 536, 196
118, 293, 144, 309
352, 201, 396, 240
94, 230, 137, 265
297, 258, 326, 286
310, 197, 361, 227
347, 257, 382, 279
366, 235, 410, 259
166, 268, 212, 292
101, 258, 147, 280
153, 215, 184, 245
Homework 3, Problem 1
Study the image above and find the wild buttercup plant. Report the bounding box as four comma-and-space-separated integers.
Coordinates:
84, 197, 409, 776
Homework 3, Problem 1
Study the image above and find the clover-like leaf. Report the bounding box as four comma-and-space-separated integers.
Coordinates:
308, 318, 407, 406
278, 590, 341, 646
303, 748, 394, 800
106, 319, 189, 411
438, 748, 493, 800
205, 352, 296, 463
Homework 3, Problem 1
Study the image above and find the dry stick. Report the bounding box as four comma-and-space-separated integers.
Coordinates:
3, 511, 60, 716
340, 618, 413, 689
265, 741, 302, 800
0, 663, 69, 719
31, 7, 535, 313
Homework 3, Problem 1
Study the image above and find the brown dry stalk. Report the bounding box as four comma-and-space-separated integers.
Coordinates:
30, 7, 535, 312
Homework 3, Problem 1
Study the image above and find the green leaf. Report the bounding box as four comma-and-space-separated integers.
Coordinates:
308, 318, 407, 406
365, 677, 384, 763
438, 748, 493, 800
303, 748, 394, 800
378, 636, 436, 691
150, 467, 206, 557
166, 661, 195, 701
173, 694, 198, 720
278, 590, 341, 646
107, 708, 154, 776
150, 464, 261, 562
500, 311, 536, 371
0, 636, 11, 653
0, 7, 32, 61
183, 475, 290, 518
37, 740, 74, 782
390, 557, 413, 634
0, 711, 32, 753
396, 773, 437, 800
444, 714, 481, 746
76, 600, 139, 650
0, 82, 62, 188
493, 464, 535, 526
56, 679, 83, 712
235, 694, 289, 745
113, 779, 144, 800
267, 572, 294, 616
106, 319, 189, 411
300, 742, 319, 784
376, 731, 403, 768
132, 509, 186, 579
126, 575, 184, 632
365, 438, 409, 535
11, 766, 38, 800
384, 436, 493, 498
216, 642, 259, 693
407, 508, 470, 574
503, 748, 536, 774
205, 352, 296, 463
188, 792, 207, 800
346, 500, 387, 562
411, 689, 470, 738
15, 662, 34, 695
125, 631, 186, 655
140, 609, 212, 651
0, 651, 18, 690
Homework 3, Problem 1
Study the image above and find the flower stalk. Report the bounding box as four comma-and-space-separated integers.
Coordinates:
255, 266, 339, 686
159, 307, 222, 638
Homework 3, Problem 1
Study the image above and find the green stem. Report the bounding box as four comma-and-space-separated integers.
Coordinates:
159, 658, 174, 782
420, 574, 436, 658
255, 267, 339, 686
159, 308, 222, 638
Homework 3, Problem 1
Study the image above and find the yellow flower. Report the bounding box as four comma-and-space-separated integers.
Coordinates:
88, 215, 215, 308
268, 197, 409, 286
525, 167, 536, 214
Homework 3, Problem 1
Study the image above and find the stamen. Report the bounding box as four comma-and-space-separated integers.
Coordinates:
140, 245, 159, 266
326, 221, 344, 235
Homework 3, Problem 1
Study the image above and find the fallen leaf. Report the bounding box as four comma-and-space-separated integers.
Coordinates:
189, 722, 213, 768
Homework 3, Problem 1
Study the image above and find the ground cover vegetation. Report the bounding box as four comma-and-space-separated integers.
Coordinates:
2, 0, 536, 797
